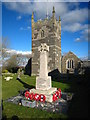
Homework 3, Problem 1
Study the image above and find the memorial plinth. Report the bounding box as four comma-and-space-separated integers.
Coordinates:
30, 43, 57, 102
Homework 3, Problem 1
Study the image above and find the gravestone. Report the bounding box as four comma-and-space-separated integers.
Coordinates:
17, 68, 21, 79
30, 43, 57, 102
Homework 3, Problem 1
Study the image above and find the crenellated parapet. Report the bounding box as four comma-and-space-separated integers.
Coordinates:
31, 6, 61, 38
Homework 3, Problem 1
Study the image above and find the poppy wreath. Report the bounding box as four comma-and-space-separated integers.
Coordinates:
55, 91, 59, 97
53, 88, 62, 101
53, 93, 58, 101
29, 93, 34, 100
25, 91, 31, 100
55, 90, 61, 99
53, 94, 56, 101
34, 93, 40, 101
58, 88, 62, 98
58, 88, 61, 93
39, 94, 46, 102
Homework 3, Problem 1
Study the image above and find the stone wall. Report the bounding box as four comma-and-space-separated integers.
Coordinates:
61, 51, 81, 74
32, 18, 61, 75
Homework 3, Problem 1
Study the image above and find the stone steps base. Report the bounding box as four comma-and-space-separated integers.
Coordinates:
29, 87, 57, 102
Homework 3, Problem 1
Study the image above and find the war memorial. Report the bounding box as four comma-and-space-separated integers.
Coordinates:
4, 6, 73, 115
2, 3, 89, 119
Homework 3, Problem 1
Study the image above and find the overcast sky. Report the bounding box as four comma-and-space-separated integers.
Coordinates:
1, 0, 89, 58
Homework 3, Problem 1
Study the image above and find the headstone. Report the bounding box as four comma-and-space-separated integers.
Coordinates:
17, 68, 21, 79
4, 77, 13, 81
17, 68, 22, 79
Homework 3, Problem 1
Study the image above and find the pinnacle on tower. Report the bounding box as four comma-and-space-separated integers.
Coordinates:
52, 6, 55, 14
52, 6, 55, 19
31, 12, 34, 20
59, 16, 61, 22
46, 9, 49, 19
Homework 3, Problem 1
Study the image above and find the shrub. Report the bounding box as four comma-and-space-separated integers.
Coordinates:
2, 69, 9, 73
8, 67, 18, 73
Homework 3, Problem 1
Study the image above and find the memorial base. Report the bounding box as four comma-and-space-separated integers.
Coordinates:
29, 87, 57, 102
36, 76, 51, 90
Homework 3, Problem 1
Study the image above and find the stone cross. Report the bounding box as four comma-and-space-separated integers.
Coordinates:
38, 43, 49, 52
38, 43, 49, 78
30, 43, 57, 102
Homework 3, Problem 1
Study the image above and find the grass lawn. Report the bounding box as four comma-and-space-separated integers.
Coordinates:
2, 73, 89, 119
2, 74, 69, 119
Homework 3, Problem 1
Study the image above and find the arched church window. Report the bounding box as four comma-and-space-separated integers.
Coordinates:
66, 59, 74, 69
41, 30, 44, 37
70, 60, 71, 68
67, 60, 69, 68
72, 60, 73, 68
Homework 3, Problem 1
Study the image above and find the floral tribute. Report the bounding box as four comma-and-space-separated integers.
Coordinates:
25, 91, 46, 102
53, 88, 62, 102
34, 93, 40, 101
24, 88, 62, 102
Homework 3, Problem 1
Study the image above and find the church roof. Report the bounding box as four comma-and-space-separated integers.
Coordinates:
62, 51, 81, 61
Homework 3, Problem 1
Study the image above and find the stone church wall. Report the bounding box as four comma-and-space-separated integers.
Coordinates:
62, 52, 81, 74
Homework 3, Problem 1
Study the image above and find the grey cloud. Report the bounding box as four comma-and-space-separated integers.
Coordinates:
62, 23, 87, 32
3, 48, 32, 56
4, 2, 88, 33
75, 24, 89, 42
4, 2, 68, 18
62, 8, 88, 25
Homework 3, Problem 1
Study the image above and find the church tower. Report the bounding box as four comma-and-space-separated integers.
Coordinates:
31, 7, 61, 76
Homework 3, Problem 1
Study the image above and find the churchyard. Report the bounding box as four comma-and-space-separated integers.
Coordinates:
2, 73, 68, 119
2, 71, 88, 119
1, 43, 88, 119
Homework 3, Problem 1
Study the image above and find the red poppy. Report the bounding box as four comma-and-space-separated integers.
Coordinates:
39, 94, 46, 102
25, 91, 30, 100
53, 93, 57, 101
29, 93, 34, 100
34, 93, 40, 101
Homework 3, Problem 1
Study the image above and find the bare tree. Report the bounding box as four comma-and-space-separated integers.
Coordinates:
2, 37, 10, 60
1, 37, 32, 72
1, 37, 11, 71
5, 54, 18, 72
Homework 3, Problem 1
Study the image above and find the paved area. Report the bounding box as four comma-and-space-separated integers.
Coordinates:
5, 92, 73, 114
35, 98, 68, 114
